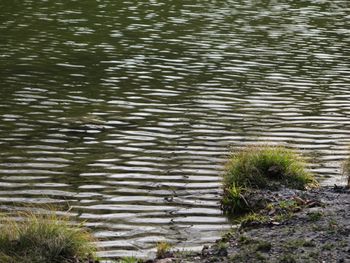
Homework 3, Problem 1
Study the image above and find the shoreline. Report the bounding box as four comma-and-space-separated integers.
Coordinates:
149, 186, 350, 263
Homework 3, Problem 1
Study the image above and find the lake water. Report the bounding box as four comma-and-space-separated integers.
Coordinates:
0, 0, 349, 259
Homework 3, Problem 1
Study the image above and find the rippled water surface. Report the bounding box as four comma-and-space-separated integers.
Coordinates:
0, 0, 350, 258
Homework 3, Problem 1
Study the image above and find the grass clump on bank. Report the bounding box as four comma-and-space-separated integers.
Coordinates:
0, 210, 98, 263
222, 146, 317, 215
224, 146, 316, 190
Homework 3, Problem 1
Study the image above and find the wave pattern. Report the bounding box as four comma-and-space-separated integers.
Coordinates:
0, 0, 349, 258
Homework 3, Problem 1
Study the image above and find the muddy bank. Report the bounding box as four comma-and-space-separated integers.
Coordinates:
151, 186, 350, 263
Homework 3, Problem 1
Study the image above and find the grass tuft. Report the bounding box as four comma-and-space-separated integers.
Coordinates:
0, 210, 97, 263
221, 184, 250, 214
117, 256, 140, 263
222, 146, 317, 215
224, 146, 316, 190
307, 211, 323, 222
342, 157, 350, 188
156, 241, 172, 259
237, 213, 270, 227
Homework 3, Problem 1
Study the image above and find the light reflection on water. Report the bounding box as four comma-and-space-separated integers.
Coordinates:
0, 0, 349, 258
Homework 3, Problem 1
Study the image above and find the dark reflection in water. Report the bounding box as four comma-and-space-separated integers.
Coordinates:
0, 0, 349, 258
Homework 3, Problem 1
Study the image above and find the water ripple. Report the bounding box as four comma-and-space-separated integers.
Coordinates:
0, 0, 349, 259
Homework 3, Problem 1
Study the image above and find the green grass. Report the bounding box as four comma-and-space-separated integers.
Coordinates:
229, 236, 271, 262
342, 157, 350, 188
237, 213, 270, 227
224, 146, 317, 190
0, 210, 97, 263
307, 211, 323, 222
279, 254, 297, 263
221, 146, 317, 215
117, 256, 140, 263
221, 184, 251, 214
156, 241, 172, 259
285, 239, 315, 249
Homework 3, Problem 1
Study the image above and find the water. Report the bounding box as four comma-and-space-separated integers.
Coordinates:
0, 0, 349, 258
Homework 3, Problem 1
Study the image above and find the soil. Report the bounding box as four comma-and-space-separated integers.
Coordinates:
151, 186, 350, 263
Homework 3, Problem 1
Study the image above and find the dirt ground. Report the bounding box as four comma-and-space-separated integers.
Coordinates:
152, 186, 350, 263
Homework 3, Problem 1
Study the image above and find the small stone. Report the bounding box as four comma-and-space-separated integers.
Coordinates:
217, 248, 228, 257
202, 245, 210, 257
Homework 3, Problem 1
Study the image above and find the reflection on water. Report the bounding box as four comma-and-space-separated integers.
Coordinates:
0, 0, 349, 258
